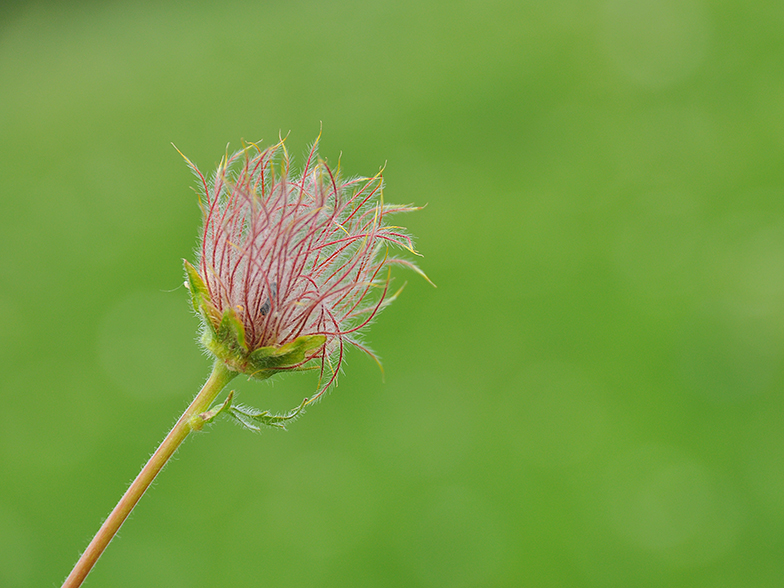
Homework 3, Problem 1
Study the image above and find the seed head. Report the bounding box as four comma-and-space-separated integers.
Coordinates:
179, 135, 425, 403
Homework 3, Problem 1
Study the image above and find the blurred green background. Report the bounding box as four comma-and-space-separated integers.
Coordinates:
1, 0, 783, 586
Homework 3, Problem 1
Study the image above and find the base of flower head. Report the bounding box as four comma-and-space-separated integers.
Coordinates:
204, 330, 327, 380
185, 258, 327, 379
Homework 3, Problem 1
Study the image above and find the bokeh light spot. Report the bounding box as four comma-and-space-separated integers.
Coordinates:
602, 0, 710, 87
604, 445, 740, 567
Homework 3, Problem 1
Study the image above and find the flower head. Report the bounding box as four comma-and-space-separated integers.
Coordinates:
180, 135, 424, 404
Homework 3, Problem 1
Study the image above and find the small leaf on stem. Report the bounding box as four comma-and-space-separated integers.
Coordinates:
226, 397, 308, 431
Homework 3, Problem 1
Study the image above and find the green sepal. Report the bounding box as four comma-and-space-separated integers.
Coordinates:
248, 334, 326, 373
205, 307, 253, 372
217, 306, 249, 354
197, 304, 325, 380
184, 259, 221, 334
189, 390, 235, 432
184, 259, 210, 312
226, 397, 308, 431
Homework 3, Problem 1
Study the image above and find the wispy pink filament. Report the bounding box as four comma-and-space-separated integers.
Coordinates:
186, 138, 419, 397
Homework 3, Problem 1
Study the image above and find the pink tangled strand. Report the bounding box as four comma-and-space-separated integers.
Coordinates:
179, 136, 424, 401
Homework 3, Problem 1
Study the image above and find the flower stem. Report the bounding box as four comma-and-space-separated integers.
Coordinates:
61, 361, 237, 588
